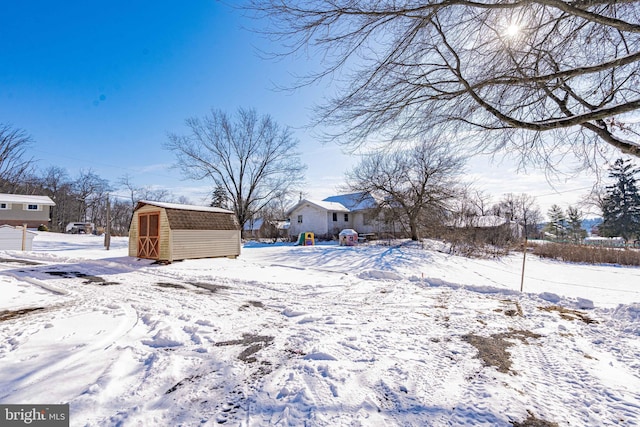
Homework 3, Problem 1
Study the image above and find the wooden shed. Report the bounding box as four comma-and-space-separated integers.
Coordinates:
128, 200, 241, 262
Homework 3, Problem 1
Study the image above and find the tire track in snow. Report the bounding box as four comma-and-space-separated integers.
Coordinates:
510, 330, 640, 425
0, 301, 139, 402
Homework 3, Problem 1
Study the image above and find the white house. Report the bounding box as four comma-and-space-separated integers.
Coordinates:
286, 192, 385, 240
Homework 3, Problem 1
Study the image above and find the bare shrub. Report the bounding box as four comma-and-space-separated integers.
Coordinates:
439, 225, 518, 258
531, 243, 640, 266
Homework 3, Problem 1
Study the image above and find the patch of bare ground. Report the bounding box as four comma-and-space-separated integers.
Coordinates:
165, 373, 203, 394
511, 411, 559, 426
538, 305, 597, 324
498, 299, 523, 317
156, 282, 187, 289
215, 334, 274, 363
0, 258, 42, 266
462, 330, 542, 374
187, 282, 230, 293
0, 307, 45, 322
44, 270, 120, 285
240, 301, 265, 310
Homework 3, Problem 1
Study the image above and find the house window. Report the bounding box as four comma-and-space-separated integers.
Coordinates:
332, 212, 337, 222
0, 203, 9, 210
26, 204, 39, 211
297, 215, 303, 223
344, 213, 349, 222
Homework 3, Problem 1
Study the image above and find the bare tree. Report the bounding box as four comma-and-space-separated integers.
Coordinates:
166, 108, 307, 230
118, 174, 175, 207
73, 170, 111, 227
492, 193, 542, 238
579, 185, 607, 218
118, 174, 139, 208
39, 166, 74, 232
468, 190, 493, 217
0, 124, 35, 192
248, 1, 640, 168
115, 174, 186, 235
451, 188, 494, 224
346, 140, 465, 240
109, 198, 134, 236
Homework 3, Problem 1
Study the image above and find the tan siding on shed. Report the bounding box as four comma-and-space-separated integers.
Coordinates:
128, 205, 170, 259
170, 230, 240, 261
128, 215, 137, 257
129, 201, 241, 262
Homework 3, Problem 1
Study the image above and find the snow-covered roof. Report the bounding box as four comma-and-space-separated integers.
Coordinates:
322, 192, 377, 211
475, 215, 509, 228
0, 193, 55, 206
244, 218, 264, 231
286, 199, 349, 216
450, 215, 509, 228
135, 200, 233, 214
338, 228, 358, 235
585, 236, 625, 241
311, 200, 350, 212
275, 220, 289, 230
286, 192, 378, 215
244, 218, 290, 231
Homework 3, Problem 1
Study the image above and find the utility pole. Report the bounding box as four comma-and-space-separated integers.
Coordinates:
104, 194, 111, 250
520, 219, 528, 292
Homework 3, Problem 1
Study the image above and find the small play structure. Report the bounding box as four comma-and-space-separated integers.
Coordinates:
296, 232, 315, 246
339, 229, 358, 246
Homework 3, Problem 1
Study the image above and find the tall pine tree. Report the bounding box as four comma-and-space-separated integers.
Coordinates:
566, 206, 587, 244
545, 204, 566, 241
210, 184, 229, 209
601, 158, 640, 241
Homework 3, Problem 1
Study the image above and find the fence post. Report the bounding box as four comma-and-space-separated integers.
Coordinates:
104, 195, 111, 250
520, 236, 528, 292
21, 224, 27, 251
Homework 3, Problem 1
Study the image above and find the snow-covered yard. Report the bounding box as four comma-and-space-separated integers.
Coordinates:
1, 232, 639, 426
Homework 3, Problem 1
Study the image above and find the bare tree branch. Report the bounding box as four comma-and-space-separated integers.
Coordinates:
0, 124, 35, 192
247, 0, 640, 166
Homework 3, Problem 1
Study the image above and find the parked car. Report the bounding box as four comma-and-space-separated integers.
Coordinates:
65, 222, 94, 234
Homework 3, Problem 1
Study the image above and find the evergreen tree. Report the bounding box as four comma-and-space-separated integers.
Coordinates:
601, 158, 640, 241
566, 206, 587, 244
210, 185, 229, 209
545, 204, 566, 241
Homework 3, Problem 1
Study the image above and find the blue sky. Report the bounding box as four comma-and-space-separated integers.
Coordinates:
0, 1, 602, 217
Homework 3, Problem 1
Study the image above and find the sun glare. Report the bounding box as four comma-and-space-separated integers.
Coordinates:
505, 23, 521, 37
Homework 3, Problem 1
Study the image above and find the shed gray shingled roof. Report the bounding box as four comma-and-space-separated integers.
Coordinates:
164, 208, 239, 231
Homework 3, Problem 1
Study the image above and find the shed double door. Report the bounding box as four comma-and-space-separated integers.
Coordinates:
137, 212, 160, 259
